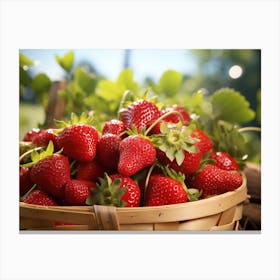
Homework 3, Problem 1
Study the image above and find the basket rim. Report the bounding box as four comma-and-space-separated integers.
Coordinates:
20, 173, 247, 224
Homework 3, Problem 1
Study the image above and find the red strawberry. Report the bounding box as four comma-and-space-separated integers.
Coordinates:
119, 99, 161, 132
152, 123, 202, 175
210, 151, 239, 171
22, 128, 41, 142
151, 105, 191, 134
58, 124, 99, 162
20, 167, 33, 196
118, 135, 156, 176
97, 133, 121, 170
110, 174, 141, 207
75, 161, 105, 182
23, 189, 58, 206
163, 105, 191, 125
191, 128, 213, 155
157, 149, 202, 175
144, 174, 188, 206
22, 189, 77, 226
191, 164, 243, 198
86, 173, 141, 207
30, 154, 71, 199
102, 119, 126, 136
64, 179, 96, 205
32, 129, 60, 151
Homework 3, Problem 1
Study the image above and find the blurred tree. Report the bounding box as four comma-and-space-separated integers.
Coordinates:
185, 50, 261, 126
123, 49, 131, 69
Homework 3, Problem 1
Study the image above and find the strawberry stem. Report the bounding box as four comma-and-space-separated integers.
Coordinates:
143, 162, 157, 202
118, 130, 128, 138
238, 126, 261, 133
19, 146, 44, 163
20, 184, 37, 202
69, 160, 77, 176
118, 90, 133, 118
144, 110, 185, 136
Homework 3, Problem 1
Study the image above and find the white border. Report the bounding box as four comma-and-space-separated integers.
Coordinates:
1, 1, 280, 279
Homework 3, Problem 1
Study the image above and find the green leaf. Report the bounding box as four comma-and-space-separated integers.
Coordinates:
20, 67, 32, 87
116, 69, 139, 93
210, 120, 249, 169
159, 70, 183, 97
19, 53, 34, 68
96, 69, 139, 106
97, 80, 121, 101
210, 88, 255, 124
74, 67, 97, 94
256, 89, 261, 124
31, 73, 51, 93
55, 51, 74, 72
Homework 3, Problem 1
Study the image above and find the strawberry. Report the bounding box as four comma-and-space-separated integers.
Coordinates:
22, 128, 41, 142
97, 133, 121, 170
118, 135, 156, 176
29, 153, 71, 199
210, 151, 239, 171
144, 174, 188, 206
75, 160, 105, 182
110, 174, 141, 207
32, 129, 60, 151
154, 123, 202, 175
191, 164, 243, 198
20, 167, 33, 196
23, 189, 59, 206
64, 179, 96, 205
86, 173, 141, 207
162, 105, 191, 125
119, 99, 161, 132
191, 128, 213, 155
58, 124, 99, 162
102, 119, 126, 136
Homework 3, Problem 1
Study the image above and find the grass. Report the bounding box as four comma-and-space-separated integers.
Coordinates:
19, 102, 45, 140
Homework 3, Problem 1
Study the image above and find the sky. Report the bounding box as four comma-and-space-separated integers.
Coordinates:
20, 49, 197, 83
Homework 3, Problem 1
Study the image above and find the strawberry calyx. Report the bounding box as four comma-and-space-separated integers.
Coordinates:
187, 188, 203, 202
86, 173, 127, 207
54, 112, 95, 130
20, 140, 62, 168
161, 165, 187, 191
151, 122, 199, 166
20, 141, 39, 164
20, 141, 36, 154
123, 126, 156, 145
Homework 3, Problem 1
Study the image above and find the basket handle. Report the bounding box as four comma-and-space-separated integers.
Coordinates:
93, 205, 120, 230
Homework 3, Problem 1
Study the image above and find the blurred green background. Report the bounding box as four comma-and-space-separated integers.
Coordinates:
19, 49, 261, 162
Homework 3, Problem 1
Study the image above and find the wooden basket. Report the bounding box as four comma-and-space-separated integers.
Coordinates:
20, 174, 248, 231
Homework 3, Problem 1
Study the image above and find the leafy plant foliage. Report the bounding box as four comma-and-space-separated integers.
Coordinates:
19, 51, 261, 163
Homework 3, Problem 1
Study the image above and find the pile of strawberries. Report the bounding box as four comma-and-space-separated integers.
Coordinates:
20, 96, 243, 210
